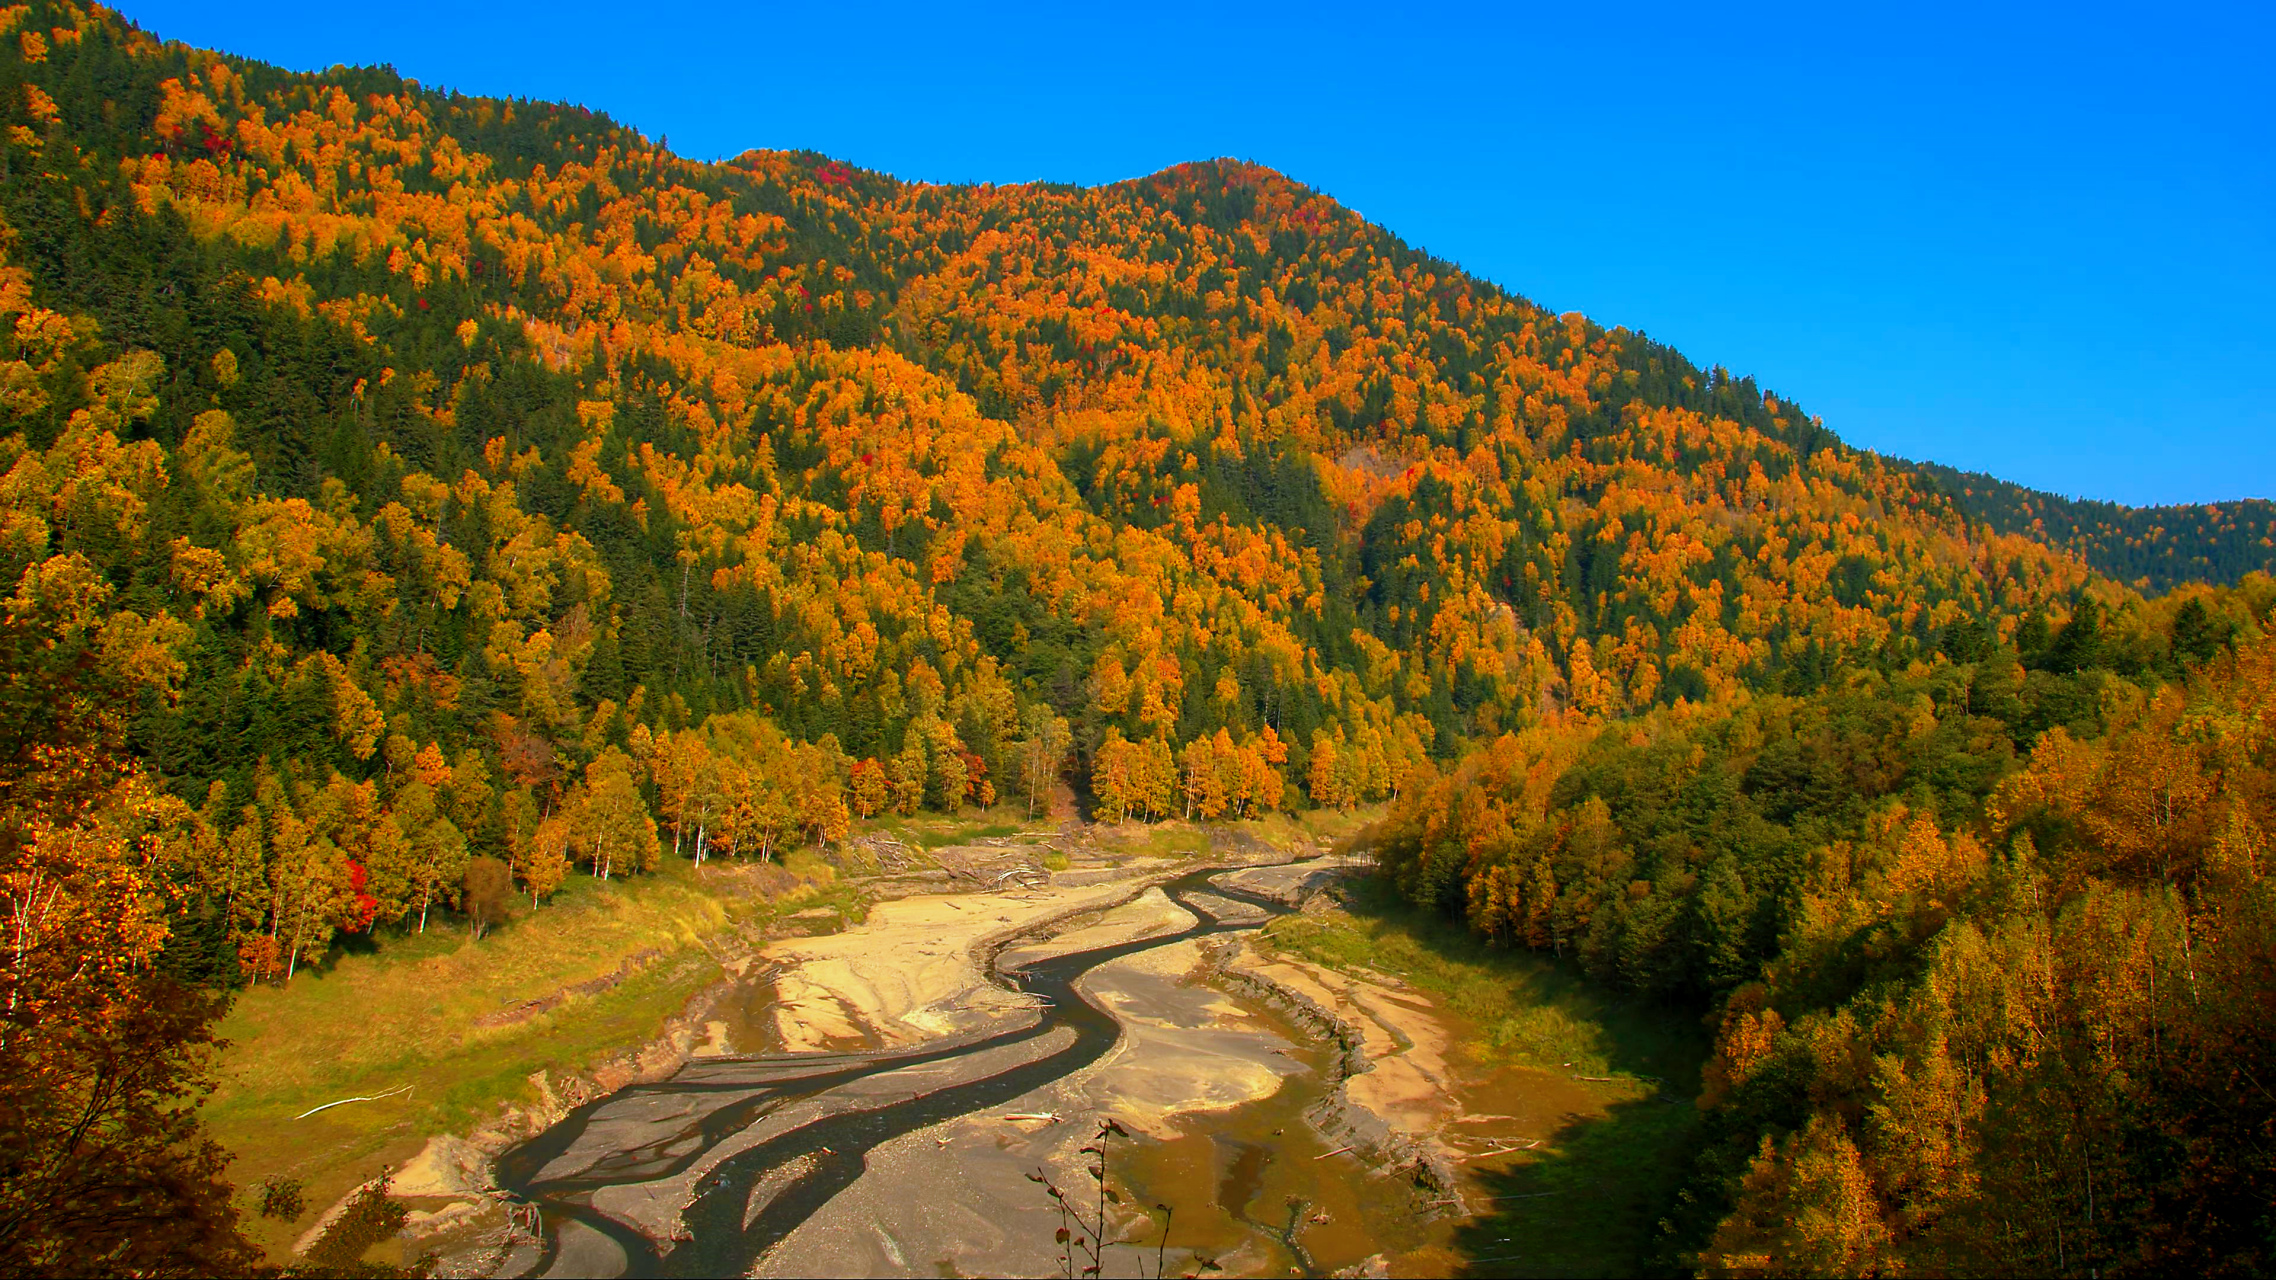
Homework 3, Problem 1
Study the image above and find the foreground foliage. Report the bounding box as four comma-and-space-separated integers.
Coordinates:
0, 457, 251, 1267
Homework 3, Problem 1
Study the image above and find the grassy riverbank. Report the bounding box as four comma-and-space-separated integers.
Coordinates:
203, 807, 1327, 1261
204, 850, 851, 1260
1257, 876, 1710, 1277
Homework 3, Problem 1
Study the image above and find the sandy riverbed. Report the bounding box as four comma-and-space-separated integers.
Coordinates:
743, 863, 1181, 1051
747, 891, 1321, 1278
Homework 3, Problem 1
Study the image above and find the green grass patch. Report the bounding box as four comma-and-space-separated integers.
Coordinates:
1297, 803, 1386, 841
1081, 820, 1214, 858
203, 853, 827, 1261
1247, 805, 1369, 848
1132, 824, 1213, 856
1258, 875, 1710, 1276
861, 808, 1033, 849
913, 821, 1021, 847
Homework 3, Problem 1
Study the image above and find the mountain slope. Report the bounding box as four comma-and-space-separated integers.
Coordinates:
3, 5, 2273, 1275
0, 2, 2226, 921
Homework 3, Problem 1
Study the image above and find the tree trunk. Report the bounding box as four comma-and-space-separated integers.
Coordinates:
223, 839, 243, 933
2178, 896, 2202, 1006
285, 891, 309, 982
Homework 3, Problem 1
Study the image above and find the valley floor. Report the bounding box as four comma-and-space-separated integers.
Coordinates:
206, 811, 1316, 1263
217, 810, 1707, 1278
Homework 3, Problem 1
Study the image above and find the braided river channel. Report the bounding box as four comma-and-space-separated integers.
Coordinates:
490, 860, 1418, 1278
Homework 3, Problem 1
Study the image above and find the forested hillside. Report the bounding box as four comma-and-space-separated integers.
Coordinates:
1381, 582, 2276, 1274
0, 3, 2266, 1274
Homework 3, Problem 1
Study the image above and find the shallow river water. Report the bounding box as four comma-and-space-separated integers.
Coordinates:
492, 862, 1399, 1278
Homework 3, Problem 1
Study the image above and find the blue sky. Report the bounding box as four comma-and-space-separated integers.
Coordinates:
120, 1, 2273, 507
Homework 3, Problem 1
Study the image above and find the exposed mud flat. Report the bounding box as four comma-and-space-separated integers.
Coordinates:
1108, 987, 1445, 1278
1222, 948, 1464, 1144
996, 885, 1197, 968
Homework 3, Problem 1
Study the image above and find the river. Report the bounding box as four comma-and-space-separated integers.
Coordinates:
491, 860, 1386, 1278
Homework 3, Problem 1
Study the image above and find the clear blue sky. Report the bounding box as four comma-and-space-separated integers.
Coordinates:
119, 1, 2274, 507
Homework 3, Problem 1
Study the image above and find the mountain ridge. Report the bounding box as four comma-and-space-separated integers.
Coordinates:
0, 6, 2217, 819
0, 1, 2254, 863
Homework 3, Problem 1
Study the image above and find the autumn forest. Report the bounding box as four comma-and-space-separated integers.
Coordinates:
1, 3, 2271, 1275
